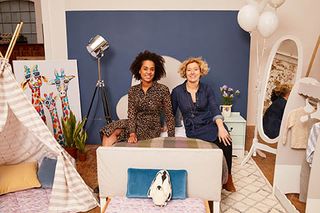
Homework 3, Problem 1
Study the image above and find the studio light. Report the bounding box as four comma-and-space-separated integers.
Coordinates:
85, 35, 112, 126
86, 35, 109, 59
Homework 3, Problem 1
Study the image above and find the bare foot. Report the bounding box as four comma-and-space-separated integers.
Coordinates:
102, 129, 122, 146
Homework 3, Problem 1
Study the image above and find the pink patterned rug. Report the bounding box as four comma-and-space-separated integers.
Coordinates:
0, 188, 51, 213
105, 196, 208, 213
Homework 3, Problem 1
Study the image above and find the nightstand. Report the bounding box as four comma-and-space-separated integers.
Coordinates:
224, 112, 246, 158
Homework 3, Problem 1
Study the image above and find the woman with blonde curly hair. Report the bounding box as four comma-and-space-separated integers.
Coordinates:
263, 83, 292, 139
171, 57, 236, 192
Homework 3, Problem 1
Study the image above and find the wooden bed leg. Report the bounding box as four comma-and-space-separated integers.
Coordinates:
213, 201, 220, 213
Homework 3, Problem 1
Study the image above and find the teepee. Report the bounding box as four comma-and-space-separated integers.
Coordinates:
0, 23, 98, 212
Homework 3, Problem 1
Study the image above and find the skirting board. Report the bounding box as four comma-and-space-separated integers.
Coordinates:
274, 164, 301, 193
274, 186, 299, 213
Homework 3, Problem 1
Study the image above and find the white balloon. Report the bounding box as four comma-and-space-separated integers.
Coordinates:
246, 0, 259, 7
237, 4, 260, 32
268, 0, 285, 8
246, 0, 270, 12
257, 11, 279, 37
257, 0, 270, 12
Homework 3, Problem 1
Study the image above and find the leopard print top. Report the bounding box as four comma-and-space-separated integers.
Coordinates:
100, 82, 175, 141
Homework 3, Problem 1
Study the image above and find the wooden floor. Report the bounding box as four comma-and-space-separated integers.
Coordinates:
245, 126, 306, 213
77, 126, 306, 212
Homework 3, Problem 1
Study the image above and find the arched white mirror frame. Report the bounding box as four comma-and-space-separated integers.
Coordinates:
241, 35, 303, 166
257, 35, 303, 144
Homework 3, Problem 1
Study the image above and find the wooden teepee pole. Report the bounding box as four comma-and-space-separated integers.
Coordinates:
5, 22, 23, 60
305, 35, 320, 77
0, 51, 3, 58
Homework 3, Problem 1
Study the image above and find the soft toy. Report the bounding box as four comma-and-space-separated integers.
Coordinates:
147, 169, 172, 207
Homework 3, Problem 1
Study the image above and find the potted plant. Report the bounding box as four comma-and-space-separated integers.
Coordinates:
61, 111, 77, 159
219, 85, 240, 117
74, 117, 88, 161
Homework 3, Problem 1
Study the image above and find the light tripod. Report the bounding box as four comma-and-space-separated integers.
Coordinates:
85, 57, 112, 125
85, 35, 112, 127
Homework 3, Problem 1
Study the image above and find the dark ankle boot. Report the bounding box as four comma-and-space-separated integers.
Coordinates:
223, 174, 236, 192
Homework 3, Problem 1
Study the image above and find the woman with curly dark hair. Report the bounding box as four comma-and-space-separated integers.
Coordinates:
100, 50, 175, 145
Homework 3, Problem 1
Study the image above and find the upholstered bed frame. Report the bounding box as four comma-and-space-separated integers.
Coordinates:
96, 137, 224, 213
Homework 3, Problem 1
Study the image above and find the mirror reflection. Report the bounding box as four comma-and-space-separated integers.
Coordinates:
262, 39, 298, 139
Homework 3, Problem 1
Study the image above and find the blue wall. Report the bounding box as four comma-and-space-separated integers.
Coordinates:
66, 11, 250, 144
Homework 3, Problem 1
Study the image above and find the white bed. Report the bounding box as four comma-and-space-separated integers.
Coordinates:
96, 137, 225, 213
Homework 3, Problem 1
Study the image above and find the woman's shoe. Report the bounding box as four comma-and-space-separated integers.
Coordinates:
223, 174, 236, 192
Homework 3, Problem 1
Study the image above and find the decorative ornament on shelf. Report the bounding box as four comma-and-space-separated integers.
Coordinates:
220, 85, 240, 117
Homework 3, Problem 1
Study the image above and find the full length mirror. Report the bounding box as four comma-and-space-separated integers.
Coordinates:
257, 36, 303, 144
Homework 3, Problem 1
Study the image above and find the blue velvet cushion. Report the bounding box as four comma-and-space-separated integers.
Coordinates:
37, 157, 57, 188
126, 168, 187, 199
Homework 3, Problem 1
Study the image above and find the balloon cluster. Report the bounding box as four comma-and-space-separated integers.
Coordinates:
237, 0, 286, 37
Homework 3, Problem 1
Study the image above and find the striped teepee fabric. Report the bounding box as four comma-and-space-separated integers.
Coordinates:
0, 59, 98, 212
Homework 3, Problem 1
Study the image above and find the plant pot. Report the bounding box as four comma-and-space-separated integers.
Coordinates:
78, 151, 87, 161
64, 147, 78, 159
220, 105, 232, 118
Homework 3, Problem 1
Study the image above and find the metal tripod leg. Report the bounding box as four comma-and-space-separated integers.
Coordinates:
99, 86, 112, 124
84, 82, 112, 129
85, 85, 98, 125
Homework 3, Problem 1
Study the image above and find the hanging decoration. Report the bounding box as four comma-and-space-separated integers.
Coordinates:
268, 0, 286, 9
237, 0, 286, 38
237, 4, 260, 32
257, 11, 279, 38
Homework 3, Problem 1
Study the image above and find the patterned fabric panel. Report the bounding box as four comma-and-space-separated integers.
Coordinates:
105, 196, 208, 213
0, 188, 51, 213
0, 108, 52, 164
114, 137, 217, 149
0, 59, 10, 130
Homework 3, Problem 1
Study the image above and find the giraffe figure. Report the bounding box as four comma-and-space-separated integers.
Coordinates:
42, 92, 65, 146
21, 65, 47, 123
50, 69, 75, 121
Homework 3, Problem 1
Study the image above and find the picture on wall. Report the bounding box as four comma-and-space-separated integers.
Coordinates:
13, 60, 82, 146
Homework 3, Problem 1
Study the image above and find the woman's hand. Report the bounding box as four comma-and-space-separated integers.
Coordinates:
128, 133, 138, 144
218, 127, 232, 146
216, 118, 232, 146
